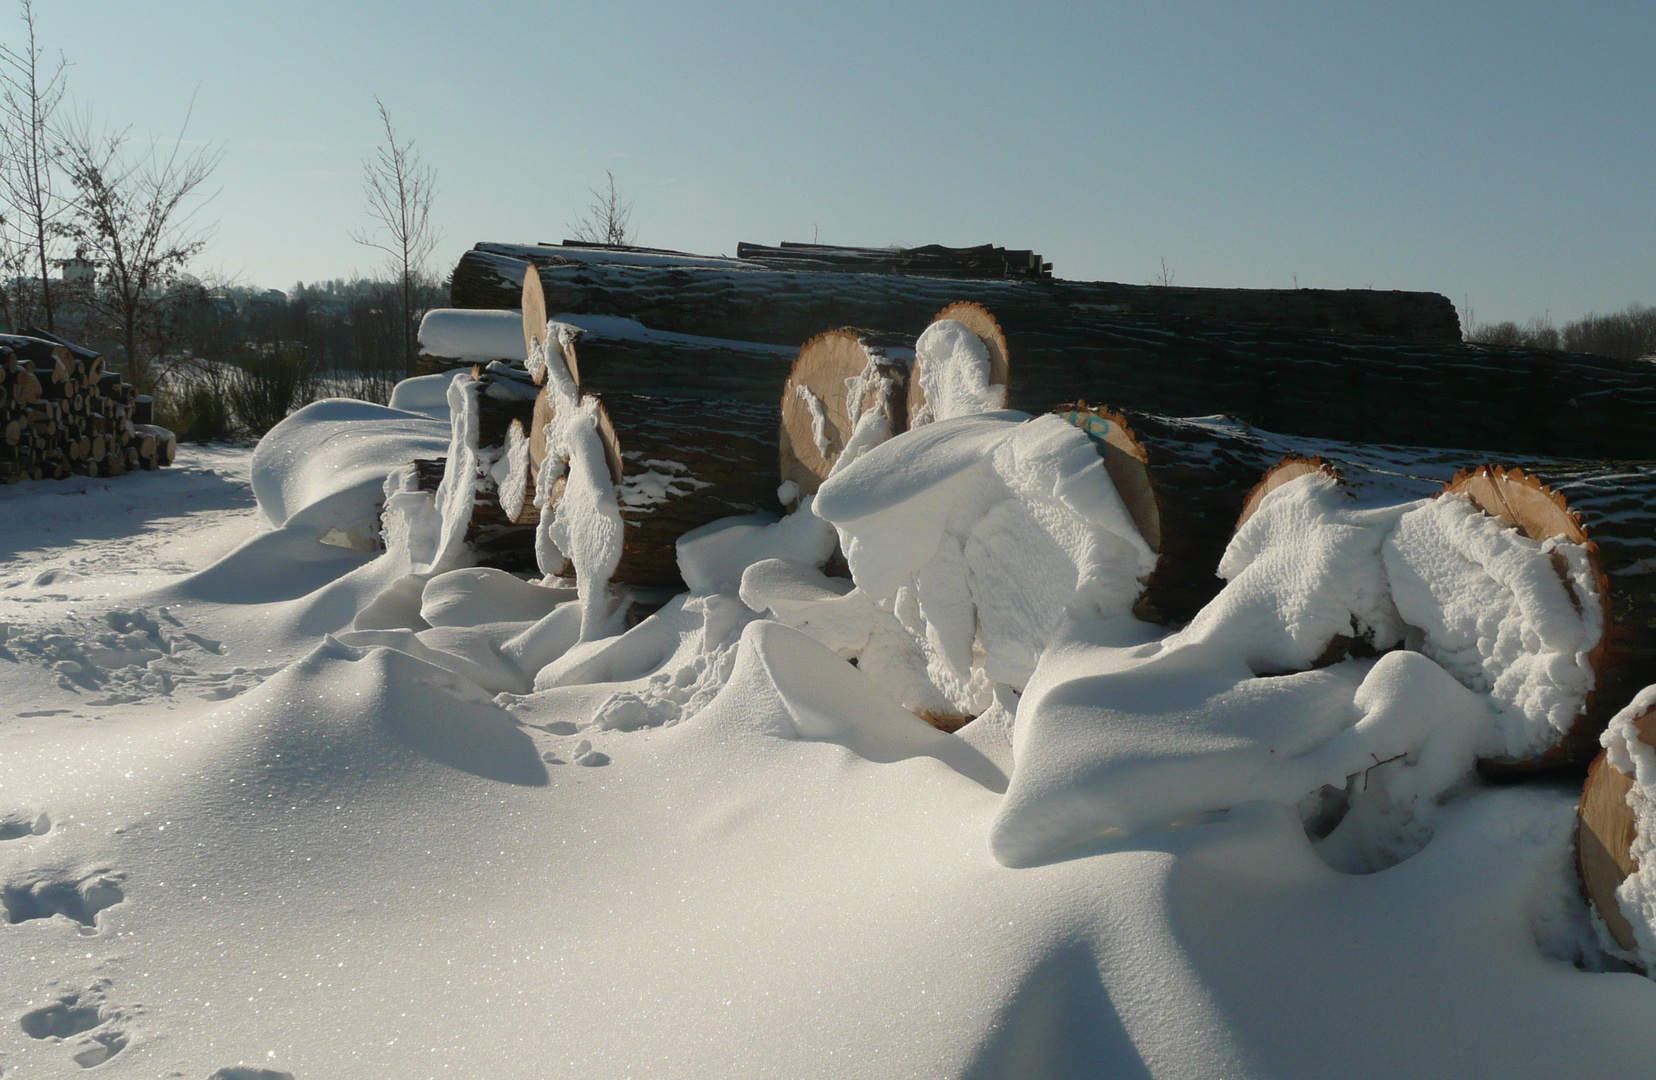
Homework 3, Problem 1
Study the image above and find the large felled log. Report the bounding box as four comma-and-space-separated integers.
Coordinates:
593, 392, 782, 586
1053, 405, 1656, 645
778, 329, 911, 499
452, 247, 1656, 459
733, 241, 1051, 281
521, 267, 787, 587
454, 242, 1462, 343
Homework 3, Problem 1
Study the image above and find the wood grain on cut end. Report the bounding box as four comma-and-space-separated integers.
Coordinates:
779, 329, 909, 500
1236, 457, 1343, 532
1445, 464, 1590, 545
521, 264, 549, 384
908, 301, 1010, 426
1579, 749, 1640, 955
1053, 402, 1162, 553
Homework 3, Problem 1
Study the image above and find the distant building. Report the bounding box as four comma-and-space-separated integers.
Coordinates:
56, 255, 96, 285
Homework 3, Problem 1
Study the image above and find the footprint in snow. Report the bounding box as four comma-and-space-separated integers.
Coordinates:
1, 868, 124, 930
18, 982, 131, 1069
0, 811, 50, 841
209, 1067, 295, 1079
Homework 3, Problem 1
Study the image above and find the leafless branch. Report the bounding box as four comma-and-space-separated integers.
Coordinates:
569, 169, 634, 247
0, 0, 71, 329
60, 101, 222, 390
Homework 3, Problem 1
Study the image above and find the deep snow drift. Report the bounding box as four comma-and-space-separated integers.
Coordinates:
0, 393, 1651, 1079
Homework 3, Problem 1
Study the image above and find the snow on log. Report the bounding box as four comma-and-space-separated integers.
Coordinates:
906, 303, 1009, 427
1406, 466, 1613, 769
778, 328, 911, 500
1579, 687, 1656, 964
416, 308, 528, 373
452, 246, 1651, 460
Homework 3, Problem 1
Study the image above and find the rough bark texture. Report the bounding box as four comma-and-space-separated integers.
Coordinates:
454, 243, 1463, 343
451, 246, 1656, 459
594, 391, 783, 586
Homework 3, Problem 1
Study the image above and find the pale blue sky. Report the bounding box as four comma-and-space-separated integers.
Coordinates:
48, 1, 1656, 325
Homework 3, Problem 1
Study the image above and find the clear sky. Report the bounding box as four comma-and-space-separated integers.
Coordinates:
44, 1, 1656, 325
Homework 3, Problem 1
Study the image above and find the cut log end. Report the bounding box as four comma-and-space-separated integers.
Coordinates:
779, 328, 910, 500
1445, 464, 1590, 545
907, 301, 1010, 426
1448, 465, 1615, 769
1579, 699, 1656, 959
1054, 402, 1162, 553
1236, 457, 1343, 532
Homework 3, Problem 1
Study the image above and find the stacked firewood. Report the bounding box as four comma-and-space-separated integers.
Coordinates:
0, 330, 174, 484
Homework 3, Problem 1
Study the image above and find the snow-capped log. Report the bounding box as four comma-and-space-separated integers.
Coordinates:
1054, 404, 1293, 624
906, 303, 1010, 427
779, 328, 911, 499
452, 242, 1464, 343
452, 246, 1652, 460
1431, 466, 1628, 769
415, 308, 529, 374
520, 265, 789, 588
1578, 689, 1656, 964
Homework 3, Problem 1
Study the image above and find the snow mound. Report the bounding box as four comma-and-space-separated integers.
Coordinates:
249, 399, 450, 545
772, 412, 1155, 716
910, 319, 1006, 425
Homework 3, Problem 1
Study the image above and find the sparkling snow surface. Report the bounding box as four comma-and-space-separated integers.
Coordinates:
0, 404, 1652, 1078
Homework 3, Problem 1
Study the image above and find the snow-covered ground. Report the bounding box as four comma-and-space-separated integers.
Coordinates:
2, 413, 1655, 1078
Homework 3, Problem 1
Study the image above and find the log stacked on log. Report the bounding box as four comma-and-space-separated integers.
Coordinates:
733, 241, 1052, 281
450, 245, 1656, 460
1578, 693, 1656, 963
0, 333, 169, 484
454, 241, 1464, 343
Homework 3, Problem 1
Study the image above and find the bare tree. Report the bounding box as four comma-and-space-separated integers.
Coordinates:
60, 106, 221, 391
0, 0, 70, 330
569, 169, 634, 246
351, 97, 440, 379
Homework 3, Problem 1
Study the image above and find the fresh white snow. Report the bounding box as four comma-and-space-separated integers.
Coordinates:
0, 382, 1650, 1079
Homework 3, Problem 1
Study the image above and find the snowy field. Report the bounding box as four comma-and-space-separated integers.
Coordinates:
2, 396, 1655, 1077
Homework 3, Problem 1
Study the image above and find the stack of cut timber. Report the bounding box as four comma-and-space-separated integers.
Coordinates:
453, 241, 1464, 345
451, 243, 1656, 459
0, 330, 170, 485
732, 241, 1052, 281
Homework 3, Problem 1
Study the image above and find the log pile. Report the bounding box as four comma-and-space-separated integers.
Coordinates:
0, 331, 172, 484
454, 241, 1465, 343
422, 257, 1654, 758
